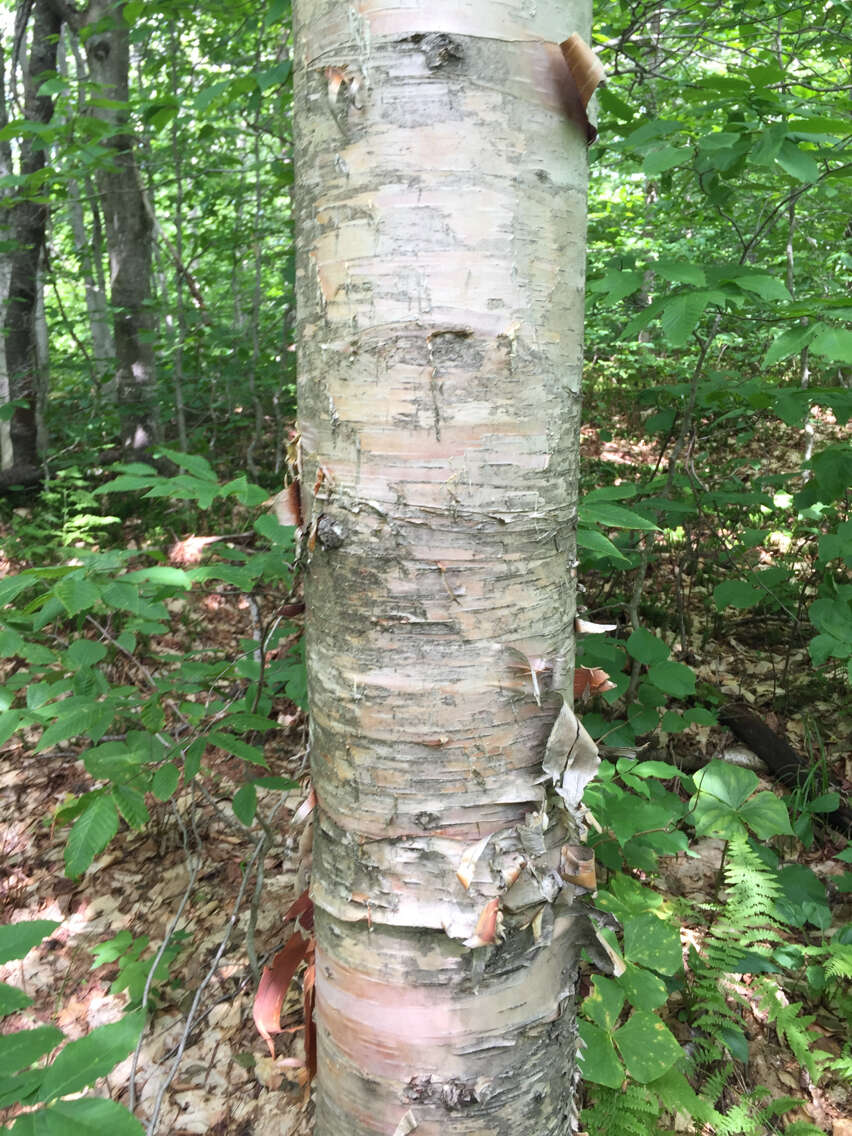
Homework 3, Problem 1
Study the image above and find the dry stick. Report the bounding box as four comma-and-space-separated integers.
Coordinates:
128, 795, 202, 1112
144, 793, 289, 1135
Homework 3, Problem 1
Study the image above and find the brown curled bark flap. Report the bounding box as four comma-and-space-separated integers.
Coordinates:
558, 33, 605, 144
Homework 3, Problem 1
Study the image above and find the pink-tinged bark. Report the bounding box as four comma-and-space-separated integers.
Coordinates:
294, 1, 603, 1130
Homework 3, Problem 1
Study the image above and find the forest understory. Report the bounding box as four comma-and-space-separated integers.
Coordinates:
1, 410, 849, 1136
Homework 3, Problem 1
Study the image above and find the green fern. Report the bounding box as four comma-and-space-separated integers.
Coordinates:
582, 1083, 662, 1136
825, 943, 852, 980
759, 991, 826, 1082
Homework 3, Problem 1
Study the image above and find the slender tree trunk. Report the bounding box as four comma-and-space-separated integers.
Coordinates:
2, 0, 61, 478
294, 2, 600, 1131
60, 31, 115, 393
0, 39, 15, 470
82, 0, 159, 453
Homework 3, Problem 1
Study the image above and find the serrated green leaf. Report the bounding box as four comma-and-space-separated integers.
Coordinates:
0, 1026, 63, 1074
36, 1011, 145, 1103
775, 139, 819, 182
578, 502, 659, 531
111, 785, 149, 829
734, 275, 790, 302
810, 326, 852, 365
654, 261, 706, 286
207, 732, 268, 766
643, 144, 690, 175
54, 575, 101, 617
65, 797, 119, 878
576, 527, 630, 563
8, 1096, 145, 1134
232, 783, 257, 825
35, 698, 116, 752
151, 763, 180, 801
0, 982, 33, 1017
65, 641, 108, 668
124, 566, 193, 589
0, 921, 60, 965
659, 290, 720, 347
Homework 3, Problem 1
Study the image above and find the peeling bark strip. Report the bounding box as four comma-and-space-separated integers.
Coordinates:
293, 1, 601, 1131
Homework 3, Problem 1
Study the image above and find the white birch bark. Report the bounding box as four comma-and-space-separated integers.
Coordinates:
294, 2, 601, 1131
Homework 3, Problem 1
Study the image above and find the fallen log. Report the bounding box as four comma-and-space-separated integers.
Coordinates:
720, 702, 851, 837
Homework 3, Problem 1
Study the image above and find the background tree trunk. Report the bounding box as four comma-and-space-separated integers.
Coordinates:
82, 0, 159, 453
294, 1, 599, 1131
2, 0, 61, 478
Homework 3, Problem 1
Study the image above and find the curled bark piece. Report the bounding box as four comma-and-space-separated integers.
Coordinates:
560, 34, 605, 109
560, 844, 597, 891
540, 700, 600, 809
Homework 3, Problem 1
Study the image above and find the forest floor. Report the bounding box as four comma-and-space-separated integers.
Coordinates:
0, 413, 849, 1135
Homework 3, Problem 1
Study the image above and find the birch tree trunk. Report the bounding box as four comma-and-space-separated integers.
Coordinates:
293, 2, 601, 1132
81, 0, 159, 453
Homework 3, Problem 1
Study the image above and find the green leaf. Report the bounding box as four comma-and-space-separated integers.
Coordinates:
65, 796, 119, 878
232, 783, 257, 825
692, 759, 758, 809
645, 661, 695, 697
157, 448, 217, 480
253, 514, 297, 547
654, 261, 705, 286
576, 527, 630, 563
111, 786, 149, 830
739, 791, 794, 839
810, 326, 852, 365
626, 628, 670, 665
0, 1068, 44, 1110
54, 575, 100, 617
151, 763, 180, 801
616, 963, 669, 1011
717, 1024, 750, 1062
36, 1011, 145, 1103
577, 1021, 624, 1088
714, 580, 762, 610
65, 641, 108, 668
623, 913, 682, 975
578, 502, 659, 531
256, 61, 293, 90
659, 291, 720, 347
0, 1026, 63, 1074
124, 566, 193, 589
614, 1012, 683, 1082
207, 732, 268, 766
776, 864, 830, 929
36, 697, 116, 752
7, 1096, 145, 1134
0, 982, 33, 1017
584, 976, 624, 1031
0, 921, 60, 964
734, 275, 790, 302
684, 707, 716, 726
775, 140, 819, 182
588, 268, 644, 305
643, 145, 690, 175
